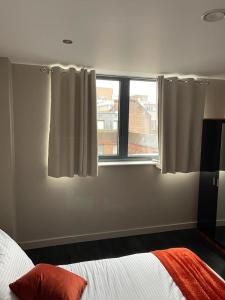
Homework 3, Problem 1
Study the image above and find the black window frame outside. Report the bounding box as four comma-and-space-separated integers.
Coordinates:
97, 75, 158, 162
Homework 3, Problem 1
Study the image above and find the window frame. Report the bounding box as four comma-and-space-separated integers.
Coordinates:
97, 75, 158, 162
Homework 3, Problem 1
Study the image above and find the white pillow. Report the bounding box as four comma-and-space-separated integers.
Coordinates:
0, 229, 34, 300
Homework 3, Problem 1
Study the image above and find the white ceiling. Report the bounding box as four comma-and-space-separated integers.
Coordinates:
1, 0, 225, 76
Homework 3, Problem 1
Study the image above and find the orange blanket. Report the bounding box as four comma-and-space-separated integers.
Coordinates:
152, 248, 225, 300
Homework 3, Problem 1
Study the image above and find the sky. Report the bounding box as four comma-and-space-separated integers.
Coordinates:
96, 79, 156, 103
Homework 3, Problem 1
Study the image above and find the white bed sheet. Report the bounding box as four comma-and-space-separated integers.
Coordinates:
61, 252, 186, 300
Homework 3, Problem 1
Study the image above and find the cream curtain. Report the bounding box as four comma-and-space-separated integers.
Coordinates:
48, 67, 97, 177
158, 76, 207, 174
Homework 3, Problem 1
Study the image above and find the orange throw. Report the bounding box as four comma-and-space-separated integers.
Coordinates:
152, 248, 225, 300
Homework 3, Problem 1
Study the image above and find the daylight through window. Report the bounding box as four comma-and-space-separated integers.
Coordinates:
96, 77, 158, 161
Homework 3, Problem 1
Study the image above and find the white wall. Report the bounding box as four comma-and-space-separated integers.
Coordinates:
12, 64, 201, 248
205, 79, 225, 119
0, 58, 16, 237
0, 61, 223, 248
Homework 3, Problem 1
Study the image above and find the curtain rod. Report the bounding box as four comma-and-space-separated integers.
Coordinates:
165, 78, 210, 85
40, 66, 52, 73
39, 66, 210, 84
40, 65, 93, 73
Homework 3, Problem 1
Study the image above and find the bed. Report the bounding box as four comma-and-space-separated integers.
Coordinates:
61, 252, 185, 300
0, 229, 224, 300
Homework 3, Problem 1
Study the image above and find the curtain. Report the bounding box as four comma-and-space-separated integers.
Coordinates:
48, 66, 97, 177
158, 76, 207, 174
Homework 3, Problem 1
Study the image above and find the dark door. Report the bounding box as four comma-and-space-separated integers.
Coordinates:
197, 120, 222, 238
215, 124, 225, 247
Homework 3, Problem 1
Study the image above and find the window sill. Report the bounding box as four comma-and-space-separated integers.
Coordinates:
98, 160, 158, 167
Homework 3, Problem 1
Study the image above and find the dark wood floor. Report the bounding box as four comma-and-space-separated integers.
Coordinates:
26, 229, 225, 279
215, 226, 225, 248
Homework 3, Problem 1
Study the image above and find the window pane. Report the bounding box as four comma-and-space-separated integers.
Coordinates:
97, 120, 105, 130
113, 120, 118, 130
128, 80, 158, 156
97, 79, 120, 156
98, 144, 104, 155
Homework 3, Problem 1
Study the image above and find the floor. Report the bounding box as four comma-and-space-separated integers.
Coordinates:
26, 229, 225, 279
215, 226, 225, 248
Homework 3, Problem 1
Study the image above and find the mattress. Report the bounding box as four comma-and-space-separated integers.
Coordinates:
60, 252, 186, 300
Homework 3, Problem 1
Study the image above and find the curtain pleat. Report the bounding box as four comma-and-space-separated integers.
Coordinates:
48, 67, 97, 177
158, 76, 207, 174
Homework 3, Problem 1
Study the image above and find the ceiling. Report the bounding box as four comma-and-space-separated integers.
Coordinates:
1, 0, 225, 76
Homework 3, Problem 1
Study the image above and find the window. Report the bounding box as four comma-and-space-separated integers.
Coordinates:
98, 144, 104, 155
112, 145, 117, 155
113, 120, 118, 130
128, 80, 158, 156
97, 76, 158, 161
96, 79, 119, 156
97, 120, 105, 130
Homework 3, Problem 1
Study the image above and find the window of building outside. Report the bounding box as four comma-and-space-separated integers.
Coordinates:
113, 120, 118, 130
96, 77, 158, 161
97, 120, 105, 130
112, 145, 117, 155
98, 144, 104, 156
